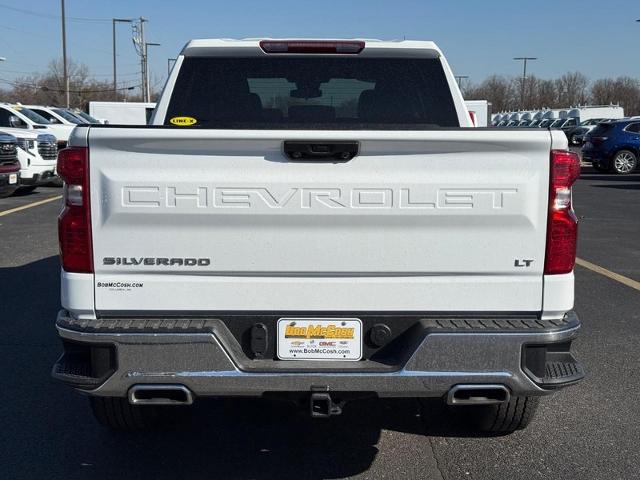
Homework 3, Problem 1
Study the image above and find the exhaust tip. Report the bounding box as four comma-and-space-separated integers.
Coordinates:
446, 384, 510, 406
128, 384, 193, 406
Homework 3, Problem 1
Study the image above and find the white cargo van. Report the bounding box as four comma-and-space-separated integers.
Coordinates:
88, 102, 157, 125
464, 100, 492, 127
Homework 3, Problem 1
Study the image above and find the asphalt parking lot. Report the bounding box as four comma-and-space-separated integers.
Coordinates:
0, 169, 639, 480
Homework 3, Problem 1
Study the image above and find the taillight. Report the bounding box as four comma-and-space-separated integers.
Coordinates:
544, 150, 580, 275
589, 136, 607, 146
468, 111, 477, 127
259, 40, 365, 54
57, 147, 93, 273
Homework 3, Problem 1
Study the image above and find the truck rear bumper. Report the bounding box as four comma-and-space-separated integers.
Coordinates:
53, 310, 583, 399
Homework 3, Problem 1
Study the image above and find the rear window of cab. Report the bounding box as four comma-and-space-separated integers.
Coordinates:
165, 56, 459, 129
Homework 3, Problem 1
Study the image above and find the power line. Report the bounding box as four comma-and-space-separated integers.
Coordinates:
0, 69, 140, 78
0, 2, 110, 23
0, 77, 140, 93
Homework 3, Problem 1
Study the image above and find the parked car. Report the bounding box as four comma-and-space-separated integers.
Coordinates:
566, 118, 606, 145
582, 119, 640, 174
0, 104, 74, 148
548, 117, 579, 132
22, 105, 85, 126
52, 38, 583, 433
0, 127, 58, 193
61, 108, 92, 124
72, 109, 102, 124
560, 117, 579, 132
0, 133, 20, 197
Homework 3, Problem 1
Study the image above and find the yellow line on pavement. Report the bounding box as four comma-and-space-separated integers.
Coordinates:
0, 195, 62, 217
576, 257, 640, 292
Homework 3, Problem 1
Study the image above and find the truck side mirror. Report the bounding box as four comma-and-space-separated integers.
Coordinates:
9, 115, 26, 128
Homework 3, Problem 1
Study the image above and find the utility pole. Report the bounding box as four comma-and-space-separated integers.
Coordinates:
112, 18, 133, 100
132, 19, 160, 102
132, 18, 147, 101
513, 57, 537, 110
139, 18, 146, 102
60, 0, 69, 107
145, 42, 161, 102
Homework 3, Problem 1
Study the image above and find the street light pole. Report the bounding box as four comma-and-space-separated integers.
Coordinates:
60, 0, 69, 107
514, 57, 537, 109
112, 18, 133, 101
144, 42, 161, 102
454, 75, 469, 90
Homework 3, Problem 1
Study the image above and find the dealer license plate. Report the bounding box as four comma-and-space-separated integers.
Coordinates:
277, 318, 362, 361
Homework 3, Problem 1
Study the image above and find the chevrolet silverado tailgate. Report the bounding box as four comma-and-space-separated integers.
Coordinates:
86, 127, 553, 313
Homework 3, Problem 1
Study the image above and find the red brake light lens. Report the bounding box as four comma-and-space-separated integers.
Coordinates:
468, 111, 477, 126
550, 150, 581, 190
57, 146, 87, 186
57, 147, 93, 273
544, 150, 580, 275
259, 40, 365, 54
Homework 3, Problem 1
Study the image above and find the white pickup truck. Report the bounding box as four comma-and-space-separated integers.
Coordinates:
52, 39, 584, 432
0, 127, 58, 192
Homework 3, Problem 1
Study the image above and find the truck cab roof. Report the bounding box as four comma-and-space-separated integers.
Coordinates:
181, 38, 443, 58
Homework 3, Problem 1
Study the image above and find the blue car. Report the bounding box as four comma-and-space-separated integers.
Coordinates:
582, 119, 640, 174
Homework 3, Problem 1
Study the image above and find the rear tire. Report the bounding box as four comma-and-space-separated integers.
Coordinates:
612, 150, 637, 175
468, 396, 540, 433
89, 396, 161, 430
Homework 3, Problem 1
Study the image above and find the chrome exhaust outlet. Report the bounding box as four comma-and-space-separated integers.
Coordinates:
446, 384, 510, 406
128, 384, 194, 406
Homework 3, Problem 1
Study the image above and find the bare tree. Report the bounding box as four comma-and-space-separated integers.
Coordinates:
591, 76, 640, 115
462, 70, 640, 115
532, 78, 557, 109
4, 59, 139, 108
464, 75, 518, 112
554, 72, 589, 107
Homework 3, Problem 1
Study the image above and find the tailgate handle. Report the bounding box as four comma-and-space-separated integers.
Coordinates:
283, 141, 358, 161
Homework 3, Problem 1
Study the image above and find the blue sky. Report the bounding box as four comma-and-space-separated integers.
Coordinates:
0, 0, 639, 95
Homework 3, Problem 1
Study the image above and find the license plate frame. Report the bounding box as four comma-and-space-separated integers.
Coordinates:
277, 318, 362, 361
